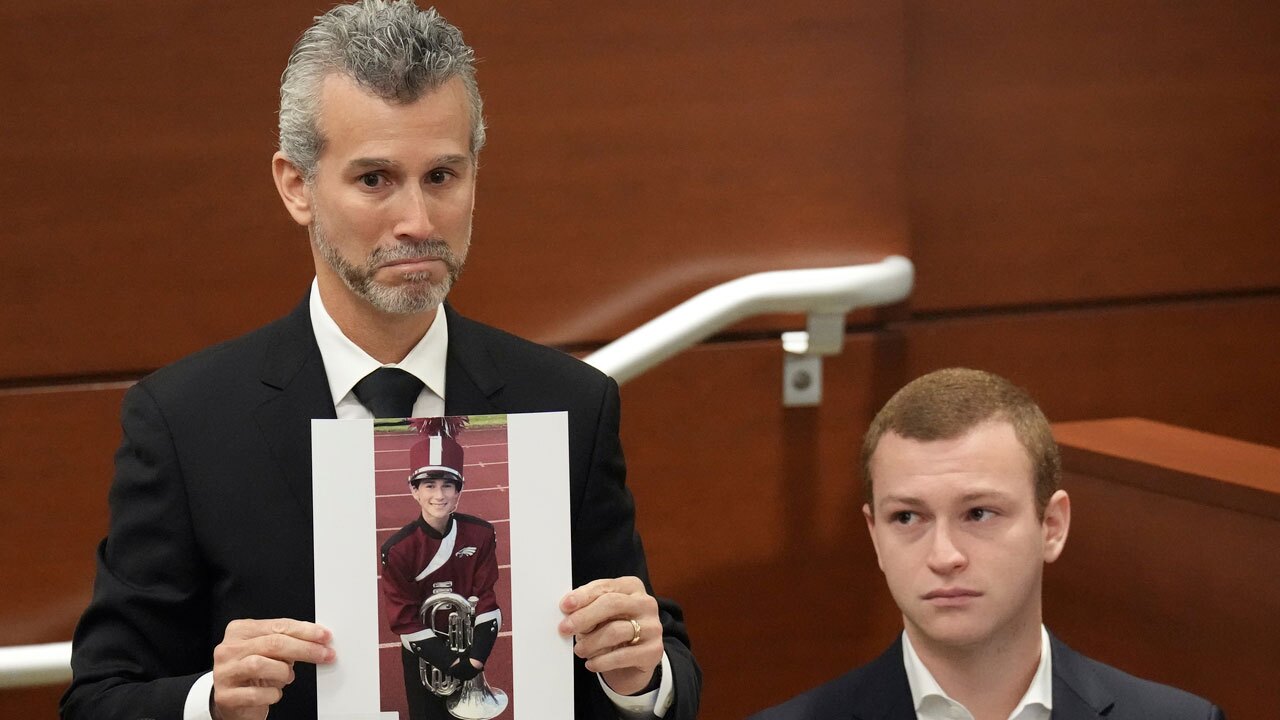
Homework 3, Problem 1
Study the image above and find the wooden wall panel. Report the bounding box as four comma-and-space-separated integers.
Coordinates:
0, 3, 315, 381
0, 385, 125, 720
0, 385, 125, 648
905, 2, 1280, 311
1046, 421, 1280, 719
0, 687, 62, 719
1054, 418, 1280, 513
0, 0, 906, 381
446, 1, 908, 346
898, 295, 1280, 447
621, 336, 905, 719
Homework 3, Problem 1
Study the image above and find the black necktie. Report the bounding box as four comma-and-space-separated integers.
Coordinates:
352, 367, 424, 419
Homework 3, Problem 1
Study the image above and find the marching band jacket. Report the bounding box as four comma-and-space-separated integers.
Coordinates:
381, 512, 501, 662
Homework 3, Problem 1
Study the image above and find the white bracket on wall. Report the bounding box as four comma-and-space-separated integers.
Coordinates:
782, 312, 846, 407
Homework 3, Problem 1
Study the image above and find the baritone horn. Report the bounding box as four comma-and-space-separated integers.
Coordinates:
418, 592, 510, 720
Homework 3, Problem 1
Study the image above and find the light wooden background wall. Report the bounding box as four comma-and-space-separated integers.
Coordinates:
2, 2, 1277, 717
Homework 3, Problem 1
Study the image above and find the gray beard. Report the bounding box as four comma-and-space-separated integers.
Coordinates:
311, 215, 465, 315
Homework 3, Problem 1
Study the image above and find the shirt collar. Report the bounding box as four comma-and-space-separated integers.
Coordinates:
902, 625, 1053, 717
308, 278, 448, 407
1022, 626, 1054, 713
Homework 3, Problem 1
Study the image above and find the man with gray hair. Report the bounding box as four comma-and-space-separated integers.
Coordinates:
61, 3, 699, 719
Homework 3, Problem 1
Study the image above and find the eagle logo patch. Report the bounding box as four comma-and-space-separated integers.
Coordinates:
456, 546, 477, 558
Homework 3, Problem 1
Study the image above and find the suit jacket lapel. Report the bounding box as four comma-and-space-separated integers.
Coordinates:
253, 296, 336, 520
833, 633, 1115, 720
849, 637, 917, 720
1050, 634, 1113, 719
442, 304, 505, 416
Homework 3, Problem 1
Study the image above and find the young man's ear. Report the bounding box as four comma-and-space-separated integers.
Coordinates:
863, 503, 884, 572
272, 151, 313, 227
1041, 489, 1071, 563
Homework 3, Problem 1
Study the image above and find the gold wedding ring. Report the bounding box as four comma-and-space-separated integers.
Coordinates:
628, 618, 642, 645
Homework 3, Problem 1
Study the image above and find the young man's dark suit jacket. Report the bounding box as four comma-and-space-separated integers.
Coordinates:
62, 297, 700, 720
748, 634, 1223, 720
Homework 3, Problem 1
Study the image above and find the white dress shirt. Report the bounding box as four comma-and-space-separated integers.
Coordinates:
308, 279, 448, 419
185, 280, 671, 718
903, 625, 1053, 720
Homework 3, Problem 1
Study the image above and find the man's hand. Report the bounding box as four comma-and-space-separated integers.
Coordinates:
210, 618, 335, 720
558, 576, 662, 696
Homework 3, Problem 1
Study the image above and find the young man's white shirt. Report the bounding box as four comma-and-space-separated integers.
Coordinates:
902, 625, 1053, 720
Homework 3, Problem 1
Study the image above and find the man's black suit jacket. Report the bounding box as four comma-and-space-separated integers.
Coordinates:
747, 633, 1222, 720
62, 299, 700, 720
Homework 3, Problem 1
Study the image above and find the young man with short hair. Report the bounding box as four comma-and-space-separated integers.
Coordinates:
751, 368, 1223, 720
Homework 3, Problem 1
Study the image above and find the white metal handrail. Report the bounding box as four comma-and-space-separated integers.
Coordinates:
584, 255, 915, 384
0, 641, 71, 689
0, 255, 915, 690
